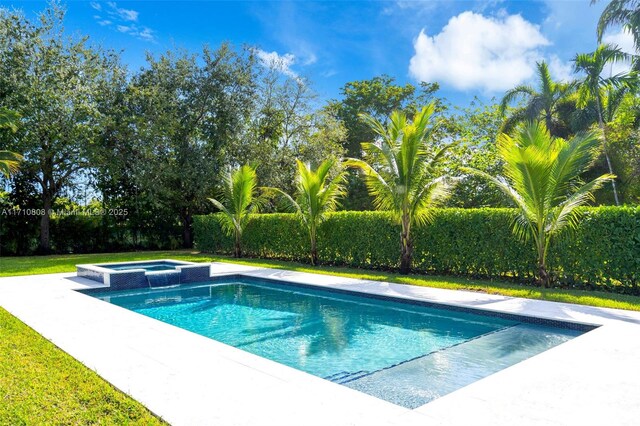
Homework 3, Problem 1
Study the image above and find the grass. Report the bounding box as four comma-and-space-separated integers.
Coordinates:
0, 307, 166, 425
2, 250, 640, 311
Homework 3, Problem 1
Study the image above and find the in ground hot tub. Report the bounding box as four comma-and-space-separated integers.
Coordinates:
77, 259, 211, 290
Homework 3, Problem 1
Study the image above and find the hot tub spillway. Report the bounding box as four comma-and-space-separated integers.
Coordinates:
146, 270, 182, 287
76, 261, 213, 290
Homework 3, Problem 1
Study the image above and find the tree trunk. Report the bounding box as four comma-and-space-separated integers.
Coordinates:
596, 95, 620, 205
38, 194, 52, 254
181, 211, 193, 249
537, 261, 550, 288
310, 232, 318, 266
399, 215, 412, 275
234, 230, 242, 258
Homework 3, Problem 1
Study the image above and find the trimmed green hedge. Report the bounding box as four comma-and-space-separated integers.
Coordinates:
194, 206, 640, 293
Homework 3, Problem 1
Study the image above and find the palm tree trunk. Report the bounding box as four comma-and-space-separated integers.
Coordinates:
399, 215, 412, 275
538, 261, 550, 288
537, 235, 550, 288
234, 231, 242, 258
596, 95, 620, 205
310, 226, 318, 266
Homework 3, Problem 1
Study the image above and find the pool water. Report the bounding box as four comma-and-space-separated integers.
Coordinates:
102, 261, 181, 272
89, 277, 586, 408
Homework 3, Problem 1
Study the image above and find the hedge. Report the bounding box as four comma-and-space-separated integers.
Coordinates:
1, 214, 182, 255
194, 206, 640, 293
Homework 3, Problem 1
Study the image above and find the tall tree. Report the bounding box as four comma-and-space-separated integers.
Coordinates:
574, 43, 636, 204
445, 100, 510, 208
347, 104, 455, 275
271, 159, 347, 266
208, 165, 265, 258
499, 61, 575, 137
228, 66, 345, 195
466, 123, 614, 287
0, 5, 122, 252
594, 0, 640, 52
129, 45, 256, 247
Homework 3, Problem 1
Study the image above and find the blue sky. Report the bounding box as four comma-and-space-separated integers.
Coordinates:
3, 1, 635, 107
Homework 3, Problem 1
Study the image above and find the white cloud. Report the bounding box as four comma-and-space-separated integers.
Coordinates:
604, 28, 635, 54
548, 55, 573, 82
106, 2, 138, 22
90, 2, 155, 42
138, 28, 155, 42
255, 49, 298, 78
116, 24, 156, 42
409, 11, 549, 92
302, 52, 317, 66
602, 29, 635, 76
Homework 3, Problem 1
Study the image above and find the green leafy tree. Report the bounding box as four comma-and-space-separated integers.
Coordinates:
594, 0, 640, 52
128, 45, 256, 247
0, 107, 22, 177
445, 100, 510, 208
271, 159, 347, 266
466, 123, 614, 287
0, 5, 122, 252
228, 67, 345, 195
574, 43, 636, 204
347, 104, 455, 275
208, 165, 265, 258
603, 89, 640, 202
499, 61, 575, 137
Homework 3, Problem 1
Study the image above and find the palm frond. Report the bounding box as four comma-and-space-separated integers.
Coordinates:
0, 150, 23, 178
499, 85, 536, 115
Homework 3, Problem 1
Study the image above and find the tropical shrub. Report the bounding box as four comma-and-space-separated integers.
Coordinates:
347, 103, 455, 274
269, 159, 347, 265
208, 165, 265, 258
466, 122, 614, 287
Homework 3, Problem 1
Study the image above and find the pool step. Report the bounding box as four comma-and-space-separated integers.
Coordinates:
325, 370, 369, 384
341, 324, 579, 409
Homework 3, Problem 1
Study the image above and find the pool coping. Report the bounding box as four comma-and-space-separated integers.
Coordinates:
1, 262, 640, 425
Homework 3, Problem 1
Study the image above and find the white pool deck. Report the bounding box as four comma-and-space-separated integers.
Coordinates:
1, 262, 640, 426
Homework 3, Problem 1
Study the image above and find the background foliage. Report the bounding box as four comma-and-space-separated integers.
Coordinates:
1, 3, 639, 259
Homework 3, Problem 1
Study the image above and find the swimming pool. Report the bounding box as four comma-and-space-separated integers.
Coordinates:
88, 276, 591, 408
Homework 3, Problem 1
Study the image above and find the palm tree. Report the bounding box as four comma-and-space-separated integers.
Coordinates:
466, 122, 614, 287
208, 165, 265, 258
574, 43, 636, 205
0, 107, 23, 178
593, 0, 640, 52
270, 159, 347, 266
346, 104, 455, 275
499, 61, 575, 137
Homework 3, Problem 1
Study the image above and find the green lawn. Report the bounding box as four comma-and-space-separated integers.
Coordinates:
0, 307, 166, 425
2, 250, 640, 311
